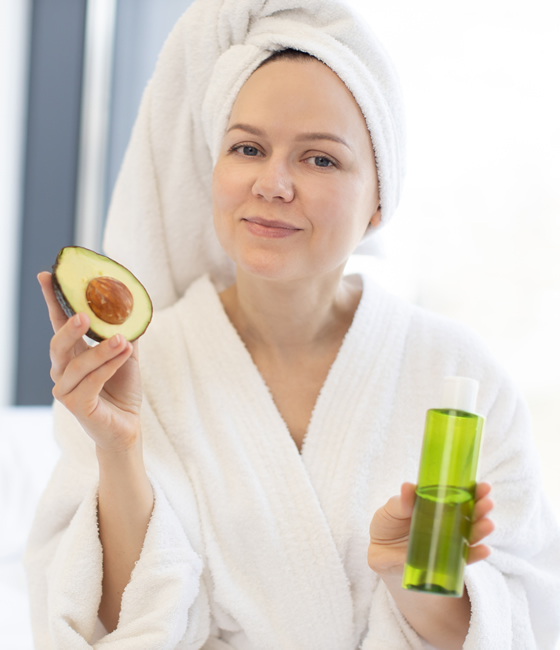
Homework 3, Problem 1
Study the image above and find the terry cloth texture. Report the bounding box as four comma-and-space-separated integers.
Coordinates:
24, 273, 560, 649
103, 0, 407, 310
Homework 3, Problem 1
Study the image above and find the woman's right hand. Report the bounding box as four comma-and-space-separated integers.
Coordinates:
38, 271, 143, 453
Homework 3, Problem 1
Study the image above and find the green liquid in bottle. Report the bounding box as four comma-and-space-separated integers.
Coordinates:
403, 485, 474, 596
402, 399, 484, 597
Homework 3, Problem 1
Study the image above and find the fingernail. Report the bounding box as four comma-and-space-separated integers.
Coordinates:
109, 334, 122, 348
73, 314, 82, 327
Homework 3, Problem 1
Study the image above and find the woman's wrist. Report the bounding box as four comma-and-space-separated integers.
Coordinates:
380, 571, 471, 650
96, 433, 144, 466
96, 435, 152, 501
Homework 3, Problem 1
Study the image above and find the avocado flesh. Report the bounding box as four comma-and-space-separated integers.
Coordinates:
52, 246, 153, 342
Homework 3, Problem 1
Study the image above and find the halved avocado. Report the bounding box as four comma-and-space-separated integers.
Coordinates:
52, 246, 153, 342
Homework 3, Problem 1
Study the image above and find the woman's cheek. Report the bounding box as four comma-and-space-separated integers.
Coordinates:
213, 164, 237, 210
309, 179, 372, 258
307, 182, 348, 228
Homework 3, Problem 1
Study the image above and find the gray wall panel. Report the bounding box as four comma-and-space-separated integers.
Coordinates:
103, 0, 193, 221
15, 0, 87, 405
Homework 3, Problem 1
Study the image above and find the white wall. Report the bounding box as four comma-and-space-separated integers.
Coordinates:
0, 0, 31, 406
347, 0, 560, 522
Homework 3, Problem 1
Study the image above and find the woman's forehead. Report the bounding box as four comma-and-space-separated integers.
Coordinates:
227, 58, 371, 149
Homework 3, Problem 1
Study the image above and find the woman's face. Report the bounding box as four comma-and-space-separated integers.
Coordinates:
212, 57, 381, 283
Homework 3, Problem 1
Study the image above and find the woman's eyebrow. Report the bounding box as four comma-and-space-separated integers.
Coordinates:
296, 132, 351, 150
226, 123, 264, 137
226, 123, 351, 150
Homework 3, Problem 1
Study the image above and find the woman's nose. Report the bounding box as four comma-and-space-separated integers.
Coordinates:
252, 158, 294, 202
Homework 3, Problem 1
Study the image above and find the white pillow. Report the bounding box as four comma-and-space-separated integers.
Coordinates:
0, 406, 59, 559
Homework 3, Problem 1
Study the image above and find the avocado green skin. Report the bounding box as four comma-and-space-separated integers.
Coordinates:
51, 267, 104, 343
51, 246, 152, 343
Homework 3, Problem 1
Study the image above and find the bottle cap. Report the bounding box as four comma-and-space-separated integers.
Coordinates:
440, 376, 479, 413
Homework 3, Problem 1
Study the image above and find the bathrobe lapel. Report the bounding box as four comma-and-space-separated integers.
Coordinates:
176, 275, 362, 648
171, 273, 414, 648
298, 275, 413, 645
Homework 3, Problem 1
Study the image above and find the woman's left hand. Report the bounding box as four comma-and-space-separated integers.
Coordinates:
367, 482, 495, 577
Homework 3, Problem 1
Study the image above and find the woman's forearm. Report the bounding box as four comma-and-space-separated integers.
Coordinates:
96, 439, 154, 633
381, 574, 471, 649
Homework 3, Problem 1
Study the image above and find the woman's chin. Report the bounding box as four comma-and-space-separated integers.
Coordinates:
231, 248, 307, 283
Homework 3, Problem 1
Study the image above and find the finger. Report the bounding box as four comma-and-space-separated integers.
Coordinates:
469, 516, 495, 545
475, 482, 492, 501
53, 334, 129, 399
49, 312, 91, 382
129, 338, 140, 362
400, 483, 417, 517
386, 483, 416, 519
370, 484, 415, 544
467, 543, 491, 565
64, 343, 134, 417
376, 483, 416, 526
38, 272, 71, 334
472, 496, 494, 523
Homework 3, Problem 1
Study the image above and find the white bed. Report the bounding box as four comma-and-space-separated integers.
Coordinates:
0, 407, 59, 649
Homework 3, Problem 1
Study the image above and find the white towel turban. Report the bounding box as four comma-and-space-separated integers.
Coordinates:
103, 0, 406, 309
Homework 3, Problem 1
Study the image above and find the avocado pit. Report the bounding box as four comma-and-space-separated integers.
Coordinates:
51, 246, 153, 342
86, 276, 134, 325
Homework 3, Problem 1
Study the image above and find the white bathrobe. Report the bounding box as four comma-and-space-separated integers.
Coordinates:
24, 272, 560, 649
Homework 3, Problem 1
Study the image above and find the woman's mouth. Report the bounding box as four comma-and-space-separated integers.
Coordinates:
243, 217, 302, 239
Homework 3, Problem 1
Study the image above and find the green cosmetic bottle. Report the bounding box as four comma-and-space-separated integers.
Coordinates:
402, 376, 484, 597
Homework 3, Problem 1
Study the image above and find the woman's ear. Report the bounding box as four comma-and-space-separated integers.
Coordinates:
370, 206, 382, 229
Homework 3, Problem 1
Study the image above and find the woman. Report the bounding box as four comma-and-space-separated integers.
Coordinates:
27, 1, 560, 648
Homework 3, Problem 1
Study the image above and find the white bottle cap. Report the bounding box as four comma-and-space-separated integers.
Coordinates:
440, 376, 479, 413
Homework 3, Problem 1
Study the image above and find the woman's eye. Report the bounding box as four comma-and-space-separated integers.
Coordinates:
309, 156, 334, 168
235, 145, 260, 157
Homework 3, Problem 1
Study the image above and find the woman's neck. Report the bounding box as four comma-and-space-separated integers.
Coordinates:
218, 267, 363, 361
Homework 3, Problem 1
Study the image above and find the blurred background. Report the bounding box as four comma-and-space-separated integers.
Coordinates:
0, 0, 558, 647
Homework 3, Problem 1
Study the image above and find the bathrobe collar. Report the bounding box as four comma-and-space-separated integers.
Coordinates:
173, 272, 410, 647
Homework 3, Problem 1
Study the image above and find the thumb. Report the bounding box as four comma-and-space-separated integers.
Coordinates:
370, 483, 417, 544
380, 483, 417, 523
38, 271, 70, 334
400, 482, 417, 518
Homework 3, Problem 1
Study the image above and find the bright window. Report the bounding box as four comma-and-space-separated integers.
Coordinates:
346, 0, 560, 520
